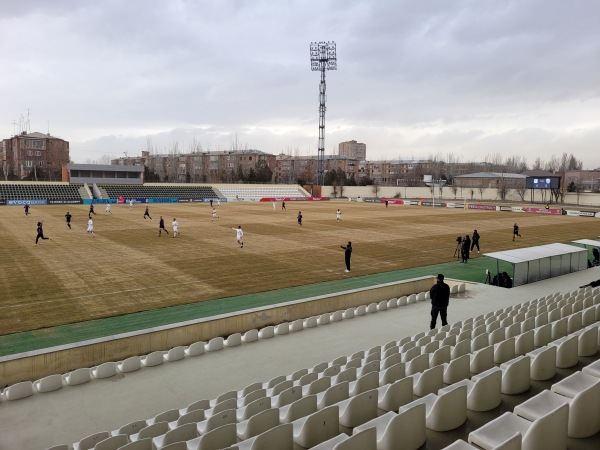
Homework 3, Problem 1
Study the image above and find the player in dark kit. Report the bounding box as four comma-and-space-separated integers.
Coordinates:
282, 201, 286, 211
144, 206, 152, 220
513, 223, 521, 241
471, 230, 480, 253
35, 222, 49, 245
158, 216, 169, 236
89, 204, 96, 216
297, 211, 303, 226
65, 212, 72, 229
341, 241, 352, 272
24, 204, 30, 216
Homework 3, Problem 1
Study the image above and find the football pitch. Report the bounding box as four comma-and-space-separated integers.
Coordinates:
1, 201, 597, 337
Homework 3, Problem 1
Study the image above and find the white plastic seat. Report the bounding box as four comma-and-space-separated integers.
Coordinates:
550, 334, 578, 368
440, 367, 502, 411
471, 333, 489, 352
451, 339, 471, 359
92, 362, 118, 379
236, 397, 270, 422
404, 383, 467, 431
429, 345, 451, 366
152, 422, 198, 449
526, 346, 557, 381
494, 337, 516, 364
163, 346, 185, 362
118, 356, 142, 373
186, 423, 238, 450
468, 404, 568, 450
291, 405, 340, 449
574, 326, 598, 356
33, 374, 63, 393
279, 395, 317, 423
2, 381, 34, 400
131, 422, 168, 442
141, 351, 164, 367
500, 356, 531, 395
271, 386, 302, 408
168, 409, 205, 430
224, 332, 242, 346
515, 386, 600, 438
236, 423, 293, 450
63, 368, 91, 386
111, 419, 148, 438
582, 358, 600, 378
289, 319, 304, 332
406, 353, 429, 376
533, 324, 551, 348
376, 377, 413, 412
349, 371, 379, 396
336, 389, 378, 428
443, 354, 471, 385
317, 381, 349, 410
205, 337, 224, 351
93, 434, 129, 450
242, 329, 259, 343
310, 428, 376, 450
147, 409, 180, 426
470, 345, 494, 375
197, 409, 236, 435
236, 408, 280, 441
515, 330, 534, 356
258, 326, 275, 339
353, 403, 426, 450
73, 431, 110, 450
412, 365, 444, 397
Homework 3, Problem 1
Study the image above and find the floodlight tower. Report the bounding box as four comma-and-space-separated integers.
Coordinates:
310, 41, 337, 186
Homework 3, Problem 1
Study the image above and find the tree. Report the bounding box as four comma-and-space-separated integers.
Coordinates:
255, 160, 273, 182
347, 173, 357, 186
360, 176, 374, 186
185, 172, 191, 183
236, 166, 245, 182
144, 165, 160, 182
372, 183, 380, 198
323, 169, 337, 185
515, 180, 527, 201
478, 182, 485, 199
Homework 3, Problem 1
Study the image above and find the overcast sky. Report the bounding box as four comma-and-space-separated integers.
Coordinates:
1, 0, 599, 168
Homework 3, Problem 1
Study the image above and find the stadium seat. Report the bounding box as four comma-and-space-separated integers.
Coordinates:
91, 362, 118, 379
236, 423, 293, 450
34, 375, 64, 394
291, 405, 340, 449
405, 383, 467, 431
118, 356, 142, 373
63, 368, 91, 386
141, 351, 164, 367
1, 381, 34, 401
311, 428, 376, 450
163, 346, 185, 362
184, 341, 206, 357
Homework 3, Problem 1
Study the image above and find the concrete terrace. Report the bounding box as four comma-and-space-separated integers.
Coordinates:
0, 265, 599, 449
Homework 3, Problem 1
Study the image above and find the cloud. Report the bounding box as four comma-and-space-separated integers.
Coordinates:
2, 0, 600, 169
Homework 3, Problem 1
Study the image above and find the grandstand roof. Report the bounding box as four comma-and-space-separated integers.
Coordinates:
455, 172, 526, 179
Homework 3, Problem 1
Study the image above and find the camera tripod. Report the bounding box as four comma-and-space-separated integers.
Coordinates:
454, 239, 462, 258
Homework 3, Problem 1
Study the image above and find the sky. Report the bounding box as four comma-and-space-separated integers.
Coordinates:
1, 0, 599, 168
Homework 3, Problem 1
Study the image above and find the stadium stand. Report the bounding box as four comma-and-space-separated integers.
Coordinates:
1, 273, 600, 450
0, 183, 83, 200
98, 184, 219, 200
215, 185, 308, 200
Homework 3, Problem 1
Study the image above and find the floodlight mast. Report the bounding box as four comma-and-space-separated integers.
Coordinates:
310, 41, 337, 186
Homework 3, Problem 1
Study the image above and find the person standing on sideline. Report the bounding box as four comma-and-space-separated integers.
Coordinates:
129, 199, 134, 209
158, 216, 169, 236
24, 204, 30, 216
471, 230, 480, 253
297, 211, 303, 226
461, 235, 471, 263
430, 274, 450, 329
210, 199, 213, 208
89, 204, 96, 216
35, 221, 49, 245
336, 209, 342, 223
281, 201, 286, 211
232, 225, 244, 248
65, 212, 72, 229
513, 223, 521, 241
172, 218, 179, 237
143, 206, 152, 220
87, 217, 95, 238
341, 241, 352, 272
385, 200, 389, 208
105, 203, 112, 214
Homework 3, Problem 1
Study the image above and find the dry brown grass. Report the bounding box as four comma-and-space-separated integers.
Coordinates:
0, 201, 597, 335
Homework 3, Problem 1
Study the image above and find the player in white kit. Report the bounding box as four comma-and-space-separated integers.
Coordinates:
336, 209, 341, 223
172, 218, 179, 237
232, 226, 244, 248
105, 203, 112, 214
87, 218, 95, 237
212, 208, 219, 221
129, 199, 134, 209
272, 201, 276, 211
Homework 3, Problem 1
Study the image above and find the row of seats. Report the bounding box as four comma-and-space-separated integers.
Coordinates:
216, 187, 306, 200
99, 185, 219, 200
46, 287, 600, 449
0, 184, 83, 200
1, 284, 465, 403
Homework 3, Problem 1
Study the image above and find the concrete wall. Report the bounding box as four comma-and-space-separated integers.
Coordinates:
0, 276, 449, 385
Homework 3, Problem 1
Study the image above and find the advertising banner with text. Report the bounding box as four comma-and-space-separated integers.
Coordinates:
8, 199, 48, 205
522, 207, 562, 215
467, 204, 497, 211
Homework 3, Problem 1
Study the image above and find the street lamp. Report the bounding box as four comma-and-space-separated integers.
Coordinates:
310, 41, 337, 186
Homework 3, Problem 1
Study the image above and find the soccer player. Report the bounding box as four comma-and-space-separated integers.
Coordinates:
35, 222, 49, 245
105, 203, 112, 214
513, 223, 521, 241
89, 204, 96, 216
65, 211, 72, 229
217, 199, 221, 207
24, 204, 30, 216
297, 211, 303, 226
158, 216, 169, 236
87, 217, 95, 238
232, 225, 244, 248
336, 209, 341, 223
143, 206, 152, 220
272, 201, 276, 212
129, 199, 134, 209
341, 241, 352, 272
281, 201, 286, 211
211, 208, 219, 221
172, 218, 179, 237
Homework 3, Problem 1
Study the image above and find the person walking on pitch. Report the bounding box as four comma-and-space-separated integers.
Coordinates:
172, 218, 179, 237
232, 226, 244, 248
35, 222, 49, 245
513, 223, 521, 241
158, 216, 169, 236
143, 206, 152, 220
341, 241, 352, 272
65, 212, 72, 229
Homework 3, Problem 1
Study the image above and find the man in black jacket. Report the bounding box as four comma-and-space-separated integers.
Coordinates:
341, 241, 352, 273
430, 273, 450, 329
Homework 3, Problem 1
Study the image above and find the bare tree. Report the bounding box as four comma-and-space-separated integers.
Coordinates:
478, 181, 486, 199
2, 162, 10, 181
372, 183, 380, 198
515, 179, 527, 201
